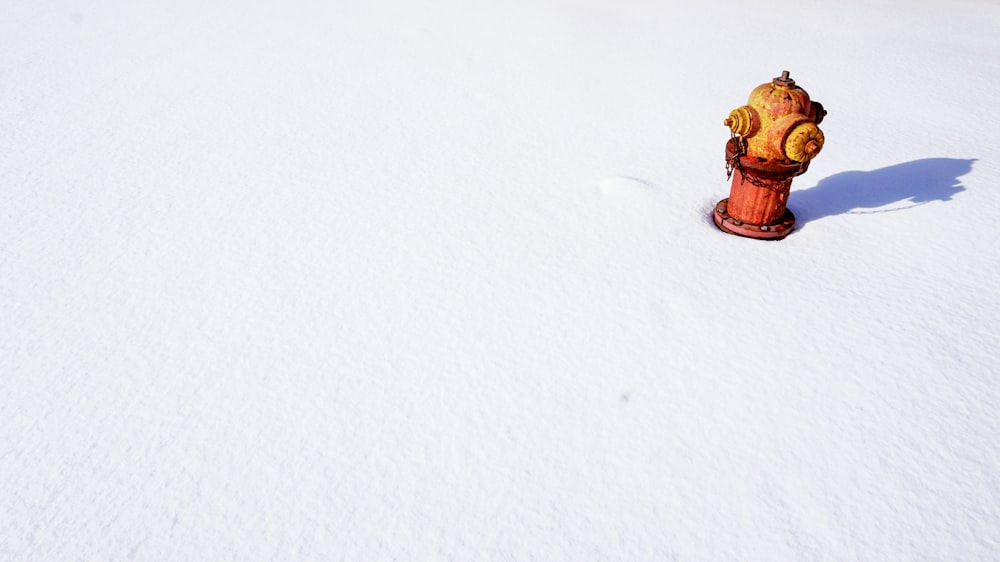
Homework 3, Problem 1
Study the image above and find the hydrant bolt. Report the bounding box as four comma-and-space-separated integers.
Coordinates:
773, 69, 795, 88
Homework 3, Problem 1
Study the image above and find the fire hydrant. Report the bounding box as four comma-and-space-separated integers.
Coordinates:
713, 70, 826, 239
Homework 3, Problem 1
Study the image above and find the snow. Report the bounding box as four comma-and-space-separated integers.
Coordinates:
2, 0, 999, 559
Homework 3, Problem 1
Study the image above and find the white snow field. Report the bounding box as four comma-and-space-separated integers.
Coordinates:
3, 0, 1000, 559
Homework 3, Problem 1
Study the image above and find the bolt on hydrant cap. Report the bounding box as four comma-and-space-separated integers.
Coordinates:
772, 70, 796, 88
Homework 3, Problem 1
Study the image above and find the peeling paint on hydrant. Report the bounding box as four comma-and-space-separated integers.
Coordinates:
713, 70, 826, 240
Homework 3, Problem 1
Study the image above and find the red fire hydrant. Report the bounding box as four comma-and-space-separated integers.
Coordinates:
713, 71, 826, 239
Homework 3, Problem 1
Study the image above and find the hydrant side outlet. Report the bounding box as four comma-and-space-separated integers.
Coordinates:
714, 70, 826, 240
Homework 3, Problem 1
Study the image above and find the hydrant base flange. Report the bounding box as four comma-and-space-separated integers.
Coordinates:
713, 198, 795, 240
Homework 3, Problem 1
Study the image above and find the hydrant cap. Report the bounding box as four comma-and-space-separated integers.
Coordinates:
784, 121, 825, 162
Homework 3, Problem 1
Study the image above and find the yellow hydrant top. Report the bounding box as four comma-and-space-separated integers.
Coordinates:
724, 70, 826, 164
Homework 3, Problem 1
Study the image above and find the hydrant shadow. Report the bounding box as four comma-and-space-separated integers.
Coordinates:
790, 158, 975, 228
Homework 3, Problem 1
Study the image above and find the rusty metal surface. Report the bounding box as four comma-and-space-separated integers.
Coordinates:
724, 138, 801, 226
714, 71, 826, 240
723, 70, 825, 164
713, 198, 795, 240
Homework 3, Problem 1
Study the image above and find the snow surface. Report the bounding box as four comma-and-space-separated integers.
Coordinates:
3, 0, 1000, 559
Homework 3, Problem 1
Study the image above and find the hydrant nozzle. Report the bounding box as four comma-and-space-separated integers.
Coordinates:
713, 70, 827, 240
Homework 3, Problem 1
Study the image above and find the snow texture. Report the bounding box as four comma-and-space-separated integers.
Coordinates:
2, 0, 999, 559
